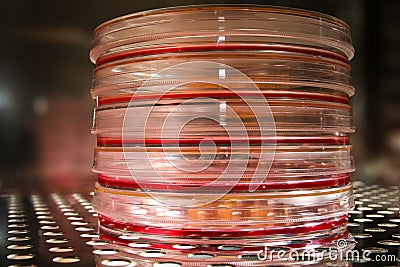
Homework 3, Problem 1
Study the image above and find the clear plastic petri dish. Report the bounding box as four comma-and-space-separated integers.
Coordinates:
90, 5, 354, 64
91, 51, 353, 98
96, 173, 351, 191
92, 145, 354, 179
92, 103, 354, 135
93, 183, 354, 229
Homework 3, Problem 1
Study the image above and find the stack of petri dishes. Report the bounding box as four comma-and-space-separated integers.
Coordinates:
90, 5, 356, 266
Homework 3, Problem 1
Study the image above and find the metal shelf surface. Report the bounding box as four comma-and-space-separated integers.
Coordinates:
0, 181, 398, 267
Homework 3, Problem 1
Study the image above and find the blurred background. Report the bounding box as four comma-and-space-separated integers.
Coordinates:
0, 0, 399, 192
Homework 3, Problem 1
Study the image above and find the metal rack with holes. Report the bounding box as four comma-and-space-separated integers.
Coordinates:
0, 181, 398, 267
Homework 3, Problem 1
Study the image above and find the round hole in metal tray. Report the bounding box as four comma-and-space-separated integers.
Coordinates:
366, 214, 384, 218
377, 210, 395, 215
93, 249, 119, 255
349, 210, 363, 215
362, 247, 389, 253
128, 242, 152, 248
387, 207, 399, 211
38, 220, 56, 224
35, 211, 51, 215
32, 203, 47, 207
8, 214, 25, 218
153, 262, 181, 267
357, 207, 373, 211
43, 231, 64, 236
71, 221, 88, 226
52, 256, 80, 264
368, 204, 383, 208
67, 216, 83, 221
37, 215, 53, 220
377, 223, 398, 228
7, 253, 35, 260
7, 236, 31, 242
57, 204, 72, 209
139, 250, 166, 258
8, 224, 28, 228
60, 208, 75, 212
365, 228, 386, 233
172, 244, 196, 250
31, 198, 45, 202
8, 229, 29, 234
46, 238, 69, 244
217, 245, 242, 251
354, 218, 373, 223
80, 233, 99, 238
8, 264, 38, 267
347, 222, 360, 227
7, 244, 33, 250
119, 235, 140, 240
378, 240, 400, 246
41, 225, 60, 230
8, 219, 27, 223
8, 210, 25, 214
287, 239, 311, 245
352, 233, 372, 239
75, 226, 95, 232
188, 253, 215, 259
34, 207, 49, 211
86, 240, 109, 246
101, 259, 133, 267
238, 254, 260, 260
49, 246, 75, 253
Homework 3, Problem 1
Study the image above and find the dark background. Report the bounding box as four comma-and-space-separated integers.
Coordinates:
0, 0, 399, 191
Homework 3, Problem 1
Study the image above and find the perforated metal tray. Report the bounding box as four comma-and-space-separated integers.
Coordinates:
0, 181, 398, 267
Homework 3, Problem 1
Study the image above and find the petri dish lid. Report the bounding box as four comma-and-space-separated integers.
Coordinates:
90, 5, 354, 63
